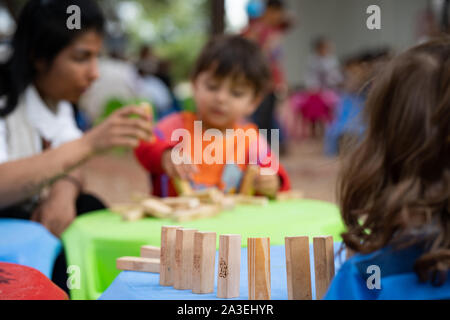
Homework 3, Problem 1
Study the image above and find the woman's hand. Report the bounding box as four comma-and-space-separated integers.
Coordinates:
161, 149, 199, 180
254, 172, 280, 198
83, 105, 153, 154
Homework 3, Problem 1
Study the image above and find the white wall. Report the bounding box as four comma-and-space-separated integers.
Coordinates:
282, 0, 429, 86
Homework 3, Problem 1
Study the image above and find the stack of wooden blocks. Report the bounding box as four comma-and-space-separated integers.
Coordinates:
117, 226, 336, 300
111, 188, 303, 223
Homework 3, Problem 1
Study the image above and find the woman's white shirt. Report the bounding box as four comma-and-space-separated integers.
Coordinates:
0, 85, 82, 164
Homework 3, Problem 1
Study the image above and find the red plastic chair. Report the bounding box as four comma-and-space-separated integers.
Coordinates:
0, 262, 68, 300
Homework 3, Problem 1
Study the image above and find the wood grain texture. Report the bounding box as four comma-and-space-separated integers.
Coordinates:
173, 228, 197, 290
159, 226, 180, 286
141, 199, 173, 218
116, 257, 160, 273
172, 205, 221, 222
248, 238, 271, 300
192, 232, 217, 294
285, 236, 312, 300
313, 236, 335, 300
217, 234, 241, 298
140, 245, 160, 259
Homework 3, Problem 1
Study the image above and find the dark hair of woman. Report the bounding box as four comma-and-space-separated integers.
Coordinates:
338, 37, 450, 286
0, 0, 105, 117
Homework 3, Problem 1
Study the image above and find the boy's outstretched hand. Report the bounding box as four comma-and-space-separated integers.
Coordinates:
162, 149, 199, 181
254, 171, 280, 199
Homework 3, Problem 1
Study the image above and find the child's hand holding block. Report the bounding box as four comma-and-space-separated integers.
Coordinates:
240, 165, 259, 196
254, 170, 281, 199
173, 178, 194, 196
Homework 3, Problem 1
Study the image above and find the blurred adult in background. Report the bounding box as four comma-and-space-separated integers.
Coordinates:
0, 0, 152, 291
242, 0, 293, 152
416, 6, 442, 44
135, 45, 180, 119
136, 45, 159, 77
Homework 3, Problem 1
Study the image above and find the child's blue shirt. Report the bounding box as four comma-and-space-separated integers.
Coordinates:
325, 246, 450, 300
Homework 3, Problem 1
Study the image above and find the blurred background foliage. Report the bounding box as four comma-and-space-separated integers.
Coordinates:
2, 0, 211, 83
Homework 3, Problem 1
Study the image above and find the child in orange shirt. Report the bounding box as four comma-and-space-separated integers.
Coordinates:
135, 35, 291, 197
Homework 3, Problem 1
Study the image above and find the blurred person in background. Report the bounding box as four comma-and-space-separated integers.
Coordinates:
136, 45, 159, 77
304, 36, 343, 91
290, 37, 342, 139
324, 48, 391, 156
0, 0, 152, 291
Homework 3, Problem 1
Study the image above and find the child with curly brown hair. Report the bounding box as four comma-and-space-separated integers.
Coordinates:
325, 37, 450, 300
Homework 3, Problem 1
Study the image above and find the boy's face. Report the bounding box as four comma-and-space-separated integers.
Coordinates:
192, 70, 261, 130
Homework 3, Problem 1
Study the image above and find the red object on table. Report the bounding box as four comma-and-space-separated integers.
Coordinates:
0, 262, 68, 300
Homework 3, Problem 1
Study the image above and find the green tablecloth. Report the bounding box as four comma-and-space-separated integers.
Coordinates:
62, 199, 344, 300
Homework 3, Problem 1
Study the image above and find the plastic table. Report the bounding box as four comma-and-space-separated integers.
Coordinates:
100, 244, 347, 300
0, 219, 62, 278
62, 199, 344, 300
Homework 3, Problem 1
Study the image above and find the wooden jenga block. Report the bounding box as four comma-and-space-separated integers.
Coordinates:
111, 203, 144, 221
276, 190, 304, 201
160, 226, 180, 286
192, 232, 217, 294
122, 208, 145, 222
233, 195, 269, 206
139, 102, 156, 142
140, 245, 161, 259
239, 165, 259, 195
248, 238, 271, 300
285, 236, 312, 300
217, 234, 241, 299
141, 198, 173, 219
173, 228, 197, 290
220, 196, 236, 211
130, 193, 150, 203
110, 203, 135, 214
162, 197, 200, 210
173, 178, 193, 196
140, 102, 152, 116
172, 205, 221, 222
313, 236, 335, 300
116, 257, 160, 273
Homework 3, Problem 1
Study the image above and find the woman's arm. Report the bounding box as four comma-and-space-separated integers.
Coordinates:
0, 105, 152, 209
30, 168, 83, 237
0, 137, 92, 209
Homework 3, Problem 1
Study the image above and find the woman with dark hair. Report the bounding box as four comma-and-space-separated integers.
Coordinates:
0, 0, 153, 292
